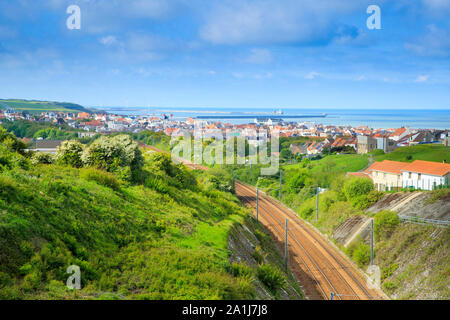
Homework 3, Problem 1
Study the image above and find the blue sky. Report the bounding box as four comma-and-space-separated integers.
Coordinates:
0, 0, 449, 110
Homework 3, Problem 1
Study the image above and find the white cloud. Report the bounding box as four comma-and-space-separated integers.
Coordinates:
414, 74, 429, 82
199, 0, 372, 45
422, 0, 450, 11
304, 71, 320, 80
245, 48, 273, 64
405, 24, 450, 57
100, 35, 119, 46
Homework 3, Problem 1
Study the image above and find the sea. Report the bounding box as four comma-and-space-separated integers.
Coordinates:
99, 107, 450, 130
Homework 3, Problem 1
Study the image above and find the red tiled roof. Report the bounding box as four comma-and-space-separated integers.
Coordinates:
348, 172, 371, 178
401, 160, 450, 176
390, 127, 406, 137
365, 160, 408, 175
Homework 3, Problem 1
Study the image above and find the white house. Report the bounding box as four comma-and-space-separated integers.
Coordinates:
401, 160, 450, 190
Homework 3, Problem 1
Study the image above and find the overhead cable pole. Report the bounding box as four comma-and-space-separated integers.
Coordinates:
371, 218, 374, 266
256, 187, 259, 223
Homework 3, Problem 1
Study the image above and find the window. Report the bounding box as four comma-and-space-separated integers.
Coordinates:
418, 173, 421, 180
408, 172, 412, 179
383, 173, 386, 178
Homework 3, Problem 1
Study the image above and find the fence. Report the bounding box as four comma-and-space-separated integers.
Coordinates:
398, 215, 450, 228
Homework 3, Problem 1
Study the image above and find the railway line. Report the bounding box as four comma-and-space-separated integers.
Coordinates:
140, 143, 385, 300
235, 181, 384, 300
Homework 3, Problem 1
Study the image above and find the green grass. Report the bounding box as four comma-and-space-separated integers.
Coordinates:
0, 156, 255, 299
284, 153, 369, 174
0, 99, 91, 114
374, 144, 449, 163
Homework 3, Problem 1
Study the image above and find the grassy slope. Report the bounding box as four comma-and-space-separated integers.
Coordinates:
0, 99, 91, 114
375, 144, 449, 163
284, 154, 369, 174
0, 162, 254, 299
232, 146, 449, 299
375, 224, 449, 299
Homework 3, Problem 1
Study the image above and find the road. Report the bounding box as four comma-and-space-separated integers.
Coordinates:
141, 143, 386, 300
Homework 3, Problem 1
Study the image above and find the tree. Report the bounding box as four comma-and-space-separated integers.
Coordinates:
343, 177, 374, 201
81, 135, 143, 181
56, 140, 84, 168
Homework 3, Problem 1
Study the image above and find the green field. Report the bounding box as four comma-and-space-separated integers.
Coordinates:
0, 99, 91, 114
374, 144, 449, 163
284, 153, 370, 174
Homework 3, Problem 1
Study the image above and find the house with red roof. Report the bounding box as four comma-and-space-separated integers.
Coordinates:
402, 160, 450, 190
348, 159, 450, 191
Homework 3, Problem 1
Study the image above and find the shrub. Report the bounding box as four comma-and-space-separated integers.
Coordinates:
81, 168, 121, 191
352, 240, 371, 267
251, 246, 267, 264
144, 176, 169, 193
343, 177, 374, 202
0, 127, 26, 155
0, 145, 30, 171
351, 190, 384, 210
256, 264, 286, 292
286, 170, 313, 193
229, 262, 254, 279
31, 152, 54, 165
81, 135, 143, 180
374, 210, 399, 240
56, 140, 84, 168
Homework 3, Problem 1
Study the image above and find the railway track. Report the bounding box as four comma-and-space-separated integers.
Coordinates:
235, 181, 384, 300
139, 143, 385, 300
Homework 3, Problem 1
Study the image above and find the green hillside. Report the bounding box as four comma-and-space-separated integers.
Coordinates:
0, 128, 301, 300
0, 99, 92, 114
374, 144, 449, 163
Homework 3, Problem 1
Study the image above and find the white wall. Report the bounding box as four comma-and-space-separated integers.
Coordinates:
402, 172, 447, 190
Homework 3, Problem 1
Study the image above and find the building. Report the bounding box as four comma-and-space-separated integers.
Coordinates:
34, 140, 63, 154
365, 160, 406, 191
357, 135, 377, 154
376, 137, 397, 153
402, 160, 450, 190
408, 131, 435, 145
389, 127, 413, 142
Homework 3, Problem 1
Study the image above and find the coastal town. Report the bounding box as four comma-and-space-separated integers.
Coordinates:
1, 107, 449, 191
1, 107, 449, 152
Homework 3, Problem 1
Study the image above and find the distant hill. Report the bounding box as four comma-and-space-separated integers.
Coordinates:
0, 99, 93, 114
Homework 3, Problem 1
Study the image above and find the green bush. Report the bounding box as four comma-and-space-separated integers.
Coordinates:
352, 240, 371, 267
351, 190, 384, 210
343, 177, 374, 205
81, 135, 144, 181
251, 246, 267, 264
374, 210, 399, 240
144, 176, 169, 193
56, 140, 84, 168
31, 153, 54, 165
256, 264, 286, 292
229, 262, 254, 279
80, 168, 121, 191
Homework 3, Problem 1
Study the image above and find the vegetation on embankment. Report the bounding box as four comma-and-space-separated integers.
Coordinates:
230, 144, 449, 299
0, 128, 298, 300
